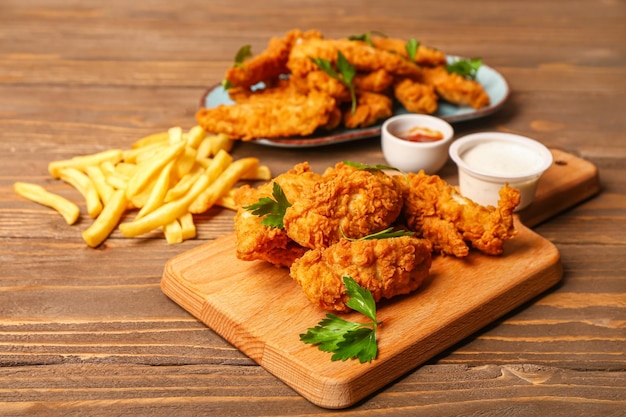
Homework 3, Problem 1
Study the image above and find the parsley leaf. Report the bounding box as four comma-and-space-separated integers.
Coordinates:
343, 160, 401, 172
344, 227, 415, 241
221, 45, 253, 89
242, 182, 291, 229
310, 51, 357, 113
300, 276, 381, 363
348, 31, 388, 47
446, 57, 483, 79
405, 38, 420, 61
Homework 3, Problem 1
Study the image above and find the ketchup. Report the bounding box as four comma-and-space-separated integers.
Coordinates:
399, 126, 444, 142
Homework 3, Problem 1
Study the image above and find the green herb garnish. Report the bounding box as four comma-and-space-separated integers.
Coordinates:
243, 182, 291, 229
310, 51, 357, 113
348, 31, 388, 47
300, 276, 381, 363
221, 45, 253, 89
343, 226, 415, 241
343, 161, 400, 172
446, 57, 483, 79
405, 38, 420, 61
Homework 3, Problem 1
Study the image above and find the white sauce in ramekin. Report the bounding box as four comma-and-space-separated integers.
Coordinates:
448, 132, 553, 211
461, 141, 546, 176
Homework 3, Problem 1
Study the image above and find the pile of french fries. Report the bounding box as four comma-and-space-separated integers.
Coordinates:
14, 126, 271, 247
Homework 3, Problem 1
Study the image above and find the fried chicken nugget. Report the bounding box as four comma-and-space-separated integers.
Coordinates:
370, 36, 448, 67
290, 236, 432, 312
233, 162, 321, 267
399, 171, 520, 257
421, 66, 490, 109
343, 91, 394, 129
224, 29, 323, 89
283, 162, 404, 250
393, 77, 439, 115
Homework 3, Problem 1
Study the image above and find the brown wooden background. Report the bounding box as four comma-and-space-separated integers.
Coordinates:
1, 0, 624, 415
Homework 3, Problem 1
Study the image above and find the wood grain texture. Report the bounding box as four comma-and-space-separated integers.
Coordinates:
0, 0, 624, 415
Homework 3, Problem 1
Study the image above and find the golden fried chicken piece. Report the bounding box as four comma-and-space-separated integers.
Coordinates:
283, 162, 404, 250
353, 69, 395, 93
370, 36, 447, 67
290, 236, 432, 312
195, 89, 338, 140
287, 38, 422, 79
232, 162, 321, 267
393, 77, 439, 114
421, 66, 490, 109
343, 91, 393, 129
399, 171, 520, 257
289, 70, 351, 102
224, 29, 323, 89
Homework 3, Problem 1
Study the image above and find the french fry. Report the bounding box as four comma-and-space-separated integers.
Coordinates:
131, 131, 169, 149
215, 189, 238, 211
82, 189, 127, 248
173, 146, 198, 179
162, 218, 183, 244
123, 141, 166, 164
186, 125, 207, 149
196, 135, 216, 160
85, 165, 115, 204
178, 212, 196, 241
20, 124, 265, 247
14, 182, 80, 225
210, 133, 234, 155
119, 150, 233, 237
135, 160, 174, 219
59, 167, 103, 218
241, 164, 272, 181
125, 141, 185, 199
164, 166, 203, 203
49, 149, 123, 179
168, 126, 184, 144
189, 157, 259, 214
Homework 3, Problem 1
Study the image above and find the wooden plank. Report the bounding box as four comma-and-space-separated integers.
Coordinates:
161, 224, 561, 408
159, 149, 600, 408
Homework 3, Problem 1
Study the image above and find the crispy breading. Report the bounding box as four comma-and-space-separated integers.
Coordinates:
224, 29, 323, 89
283, 162, 404, 249
290, 236, 432, 312
393, 77, 439, 114
399, 170, 519, 257
196, 90, 337, 140
343, 91, 393, 129
287, 38, 423, 78
370, 36, 447, 67
353, 69, 395, 93
232, 162, 321, 267
421, 66, 490, 109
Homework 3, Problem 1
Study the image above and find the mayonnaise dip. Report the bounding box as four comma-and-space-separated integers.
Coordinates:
461, 140, 545, 176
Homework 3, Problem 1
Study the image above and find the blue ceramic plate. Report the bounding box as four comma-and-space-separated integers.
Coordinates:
201, 58, 509, 148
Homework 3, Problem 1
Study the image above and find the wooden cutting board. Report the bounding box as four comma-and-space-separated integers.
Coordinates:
161, 149, 599, 409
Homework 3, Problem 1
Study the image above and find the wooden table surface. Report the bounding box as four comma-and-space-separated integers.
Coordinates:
1, 0, 624, 415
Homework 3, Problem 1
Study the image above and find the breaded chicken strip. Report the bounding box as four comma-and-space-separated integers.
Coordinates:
353, 69, 395, 93
196, 90, 337, 140
343, 91, 393, 129
421, 66, 490, 109
233, 162, 321, 267
287, 38, 422, 79
283, 162, 404, 249
399, 171, 520, 257
290, 236, 432, 312
370, 36, 447, 67
393, 77, 439, 114
224, 29, 323, 89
